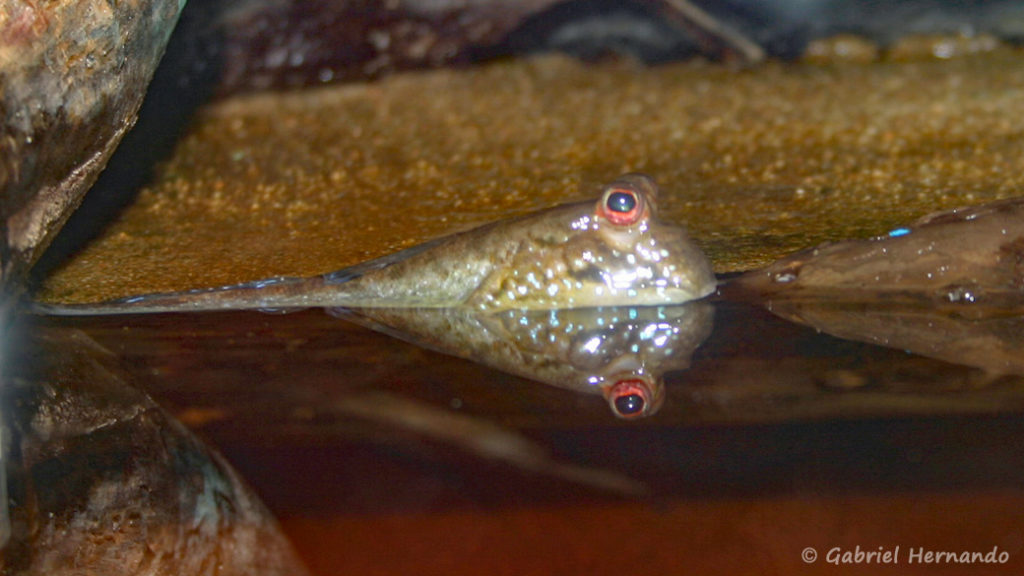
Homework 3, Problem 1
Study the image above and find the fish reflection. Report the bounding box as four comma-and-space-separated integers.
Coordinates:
735, 196, 1024, 312
332, 302, 714, 419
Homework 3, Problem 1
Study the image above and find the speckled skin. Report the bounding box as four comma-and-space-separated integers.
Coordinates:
39, 174, 715, 315
339, 302, 714, 418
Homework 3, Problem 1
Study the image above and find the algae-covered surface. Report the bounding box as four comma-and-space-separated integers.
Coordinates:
39, 49, 1024, 303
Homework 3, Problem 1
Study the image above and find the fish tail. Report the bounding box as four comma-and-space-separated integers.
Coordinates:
31, 276, 321, 316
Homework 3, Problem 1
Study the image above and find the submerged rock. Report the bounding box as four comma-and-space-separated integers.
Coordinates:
1, 323, 308, 575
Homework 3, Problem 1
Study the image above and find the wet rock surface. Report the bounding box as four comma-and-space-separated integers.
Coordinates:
733, 196, 1024, 309
36, 49, 1024, 303
0, 0, 183, 294
1, 323, 308, 575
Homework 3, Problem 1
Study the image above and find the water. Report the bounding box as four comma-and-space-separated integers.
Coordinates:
8, 295, 1024, 573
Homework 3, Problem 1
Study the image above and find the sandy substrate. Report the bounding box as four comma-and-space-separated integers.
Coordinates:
39, 48, 1024, 302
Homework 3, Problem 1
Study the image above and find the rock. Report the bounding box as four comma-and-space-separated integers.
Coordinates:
210, 0, 761, 95
0, 0, 185, 295
1, 323, 309, 575
733, 196, 1024, 311
171, 0, 1024, 95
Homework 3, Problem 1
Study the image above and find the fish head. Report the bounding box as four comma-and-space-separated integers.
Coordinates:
604, 374, 664, 419
468, 173, 715, 310
562, 307, 697, 419
568, 329, 667, 419
554, 173, 715, 307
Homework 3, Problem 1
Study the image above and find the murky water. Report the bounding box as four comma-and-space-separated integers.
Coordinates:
11, 292, 1024, 573
34, 299, 1024, 426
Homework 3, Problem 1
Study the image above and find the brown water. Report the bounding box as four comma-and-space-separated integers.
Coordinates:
21, 296, 1024, 574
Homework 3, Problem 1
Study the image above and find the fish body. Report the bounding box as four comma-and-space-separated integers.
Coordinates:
37, 174, 715, 315
336, 302, 714, 418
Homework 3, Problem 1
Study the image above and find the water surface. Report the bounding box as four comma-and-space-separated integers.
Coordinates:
19, 298, 1024, 572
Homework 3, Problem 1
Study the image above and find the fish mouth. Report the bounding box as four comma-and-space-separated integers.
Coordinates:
604, 375, 664, 419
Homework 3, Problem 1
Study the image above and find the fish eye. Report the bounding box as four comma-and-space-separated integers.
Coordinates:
607, 190, 637, 214
607, 378, 650, 419
598, 186, 645, 226
614, 392, 645, 416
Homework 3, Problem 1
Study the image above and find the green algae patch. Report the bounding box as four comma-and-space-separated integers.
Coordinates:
39, 52, 1024, 303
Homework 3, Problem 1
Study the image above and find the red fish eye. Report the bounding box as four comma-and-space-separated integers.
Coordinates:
614, 392, 645, 416
608, 378, 650, 419
599, 187, 644, 226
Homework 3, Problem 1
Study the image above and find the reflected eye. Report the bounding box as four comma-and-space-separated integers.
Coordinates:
598, 187, 644, 226
614, 392, 645, 416
607, 378, 650, 419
